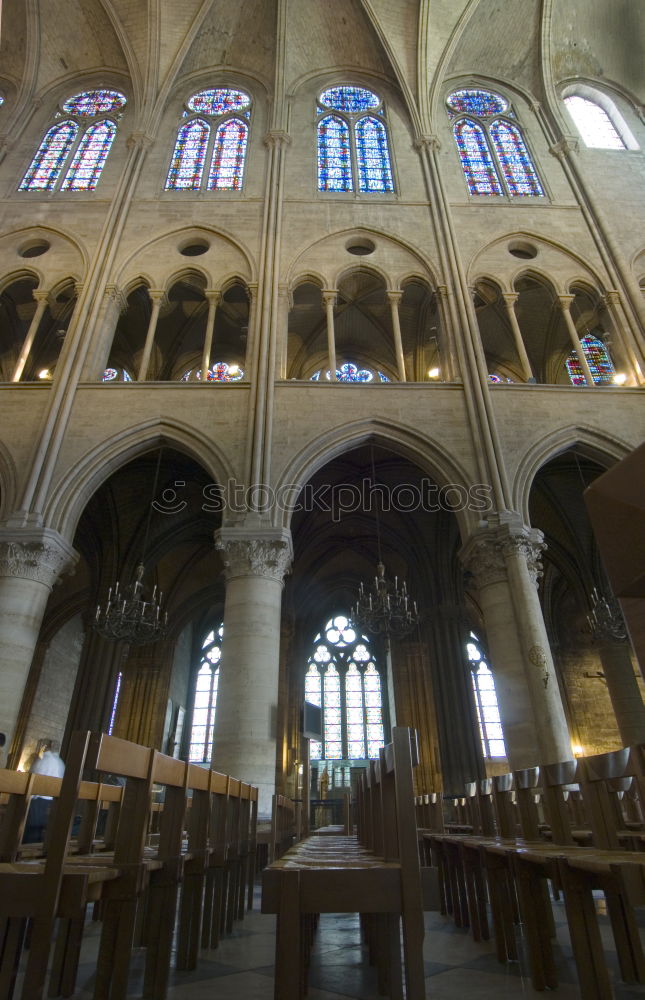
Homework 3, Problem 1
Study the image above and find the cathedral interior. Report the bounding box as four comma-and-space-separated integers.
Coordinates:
0, 0, 643, 995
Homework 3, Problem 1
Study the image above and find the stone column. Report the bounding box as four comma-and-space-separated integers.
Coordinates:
461, 516, 571, 767
558, 295, 595, 386
589, 595, 645, 745
276, 284, 292, 379
213, 527, 292, 817
200, 290, 221, 379
501, 292, 535, 382
322, 290, 338, 381
137, 289, 166, 382
12, 290, 50, 382
603, 290, 645, 386
435, 285, 459, 382
79, 283, 127, 381
0, 530, 77, 749
386, 291, 407, 382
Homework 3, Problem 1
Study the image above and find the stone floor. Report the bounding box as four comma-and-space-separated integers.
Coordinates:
39, 887, 645, 998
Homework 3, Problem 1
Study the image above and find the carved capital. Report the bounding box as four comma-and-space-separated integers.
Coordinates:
205, 289, 222, 307
549, 136, 578, 160
215, 528, 293, 583
414, 134, 441, 152
436, 284, 449, 300
278, 283, 294, 310
32, 289, 50, 306
603, 289, 622, 308
321, 289, 337, 308
501, 292, 519, 308
557, 294, 575, 311
499, 532, 546, 585
127, 131, 155, 151
0, 529, 77, 587
386, 290, 403, 307
264, 129, 292, 149
461, 535, 507, 588
104, 283, 127, 314
460, 517, 545, 589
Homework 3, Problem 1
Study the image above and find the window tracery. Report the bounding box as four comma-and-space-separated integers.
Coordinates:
189, 626, 223, 764
310, 363, 390, 383
467, 632, 506, 759
20, 89, 124, 192
447, 87, 543, 198
305, 615, 385, 762
564, 95, 625, 149
166, 88, 250, 191
317, 86, 393, 194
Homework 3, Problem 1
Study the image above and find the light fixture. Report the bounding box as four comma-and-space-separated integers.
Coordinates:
94, 451, 168, 645
427, 367, 440, 379
571, 743, 584, 757
612, 372, 627, 385
37, 369, 51, 380
351, 446, 420, 639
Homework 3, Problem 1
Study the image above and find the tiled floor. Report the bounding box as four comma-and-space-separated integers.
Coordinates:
38, 886, 645, 998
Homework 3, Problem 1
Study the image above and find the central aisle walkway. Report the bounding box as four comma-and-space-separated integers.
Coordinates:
66, 887, 645, 999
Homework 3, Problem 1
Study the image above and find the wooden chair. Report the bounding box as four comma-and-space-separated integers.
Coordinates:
262, 727, 426, 1000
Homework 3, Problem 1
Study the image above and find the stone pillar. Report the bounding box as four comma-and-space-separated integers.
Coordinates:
322, 290, 338, 381
200, 290, 221, 378
501, 292, 535, 382
598, 641, 645, 745
213, 527, 292, 817
603, 290, 645, 385
137, 289, 166, 382
435, 285, 459, 382
0, 530, 77, 749
12, 290, 50, 382
276, 284, 292, 379
558, 295, 595, 386
461, 516, 571, 767
386, 291, 407, 382
79, 283, 127, 381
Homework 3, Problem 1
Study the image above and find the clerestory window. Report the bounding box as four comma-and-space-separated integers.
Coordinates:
165, 88, 250, 191
20, 89, 125, 192
564, 96, 625, 150
317, 86, 394, 194
565, 332, 615, 386
447, 88, 543, 198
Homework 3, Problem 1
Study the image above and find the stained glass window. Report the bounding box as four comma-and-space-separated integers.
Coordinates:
356, 116, 393, 192
181, 362, 244, 382
468, 632, 506, 759
448, 89, 543, 198
317, 87, 394, 194
453, 119, 502, 196
189, 626, 223, 764
319, 87, 380, 112
63, 90, 126, 116
490, 121, 544, 197
102, 367, 133, 382
166, 119, 210, 190
305, 615, 385, 763
208, 119, 248, 190
187, 88, 250, 116
61, 120, 117, 191
318, 116, 352, 192
20, 121, 78, 191
565, 333, 615, 385
310, 364, 389, 382
167, 88, 251, 192
564, 96, 625, 150
107, 671, 122, 735
447, 89, 508, 116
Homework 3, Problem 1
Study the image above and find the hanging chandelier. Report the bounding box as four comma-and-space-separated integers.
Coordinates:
94, 451, 168, 645
587, 586, 627, 643
352, 561, 419, 637
351, 445, 420, 639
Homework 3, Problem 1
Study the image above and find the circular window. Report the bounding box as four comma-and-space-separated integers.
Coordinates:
18, 240, 51, 258
187, 88, 250, 115
508, 240, 538, 260
63, 90, 127, 116
179, 239, 210, 257
319, 87, 380, 112
346, 237, 375, 256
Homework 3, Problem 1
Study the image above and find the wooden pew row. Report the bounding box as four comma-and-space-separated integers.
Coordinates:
0, 732, 258, 1000
418, 743, 645, 999
262, 727, 429, 1000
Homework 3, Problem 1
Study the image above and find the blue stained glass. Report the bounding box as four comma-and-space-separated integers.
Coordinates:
187, 88, 251, 115
166, 118, 210, 190
566, 333, 614, 385
453, 119, 503, 195
376, 371, 391, 382
102, 368, 132, 382
356, 116, 393, 192
447, 89, 508, 116
20, 121, 78, 191
208, 118, 248, 190
63, 89, 127, 116
61, 120, 117, 191
319, 87, 380, 112
318, 115, 352, 192
490, 121, 543, 197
